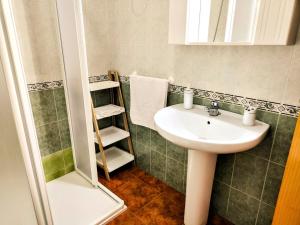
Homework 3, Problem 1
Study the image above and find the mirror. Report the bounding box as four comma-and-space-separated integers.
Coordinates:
187, 0, 257, 43
169, 0, 299, 45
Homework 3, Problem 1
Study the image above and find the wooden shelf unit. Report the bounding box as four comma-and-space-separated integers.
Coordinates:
90, 71, 134, 180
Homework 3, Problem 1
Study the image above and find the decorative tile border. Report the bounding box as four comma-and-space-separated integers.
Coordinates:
89, 74, 109, 83
27, 75, 300, 117
169, 84, 300, 117
27, 80, 63, 92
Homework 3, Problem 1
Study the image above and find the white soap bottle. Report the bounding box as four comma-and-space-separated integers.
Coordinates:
243, 106, 257, 126
184, 86, 193, 110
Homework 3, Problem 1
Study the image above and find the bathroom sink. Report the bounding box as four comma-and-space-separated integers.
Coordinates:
154, 104, 269, 154
154, 104, 269, 225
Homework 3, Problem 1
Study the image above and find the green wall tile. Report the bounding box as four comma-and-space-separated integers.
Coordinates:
150, 130, 166, 155
256, 202, 274, 225
271, 115, 297, 165
93, 89, 111, 107
214, 154, 235, 185
63, 148, 74, 168
166, 172, 185, 193
42, 148, 74, 182
97, 117, 113, 129
45, 169, 66, 182
227, 189, 260, 225
135, 142, 151, 173
262, 162, 284, 206
116, 139, 130, 152
166, 141, 186, 164
121, 83, 130, 111
193, 97, 211, 107
58, 119, 71, 149
65, 164, 75, 174
232, 153, 268, 199
247, 110, 279, 160
151, 150, 166, 181
53, 88, 68, 120
137, 126, 151, 147
210, 181, 230, 218
42, 151, 65, 176
167, 93, 183, 106
219, 102, 244, 115
30, 90, 57, 126
36, 122, 61, 156
166, 157, 185, 193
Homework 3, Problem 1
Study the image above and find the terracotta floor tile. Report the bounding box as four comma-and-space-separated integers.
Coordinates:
161, 186, 186, 207
130, 166, 147, 178
116, 178, 160, 212
99, 171, 137, 192
107, 210, 142, 225
136, 194, 184, 225
101, 166, 229, 225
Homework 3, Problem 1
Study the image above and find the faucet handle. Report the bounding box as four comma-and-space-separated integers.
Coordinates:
211, 101, 219, 108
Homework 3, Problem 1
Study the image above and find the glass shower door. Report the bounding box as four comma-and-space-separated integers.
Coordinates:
56, 0, 97, 184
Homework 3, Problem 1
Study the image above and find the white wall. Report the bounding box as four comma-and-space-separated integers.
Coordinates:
103, 0, 300, 106
12, 0, 64, 83
11, 0, 300, 106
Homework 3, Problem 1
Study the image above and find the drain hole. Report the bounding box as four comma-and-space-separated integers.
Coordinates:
207, 121, 210, 125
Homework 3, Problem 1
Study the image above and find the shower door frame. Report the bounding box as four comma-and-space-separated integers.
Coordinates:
0, 1, 53, 224
1, 0, 127, 224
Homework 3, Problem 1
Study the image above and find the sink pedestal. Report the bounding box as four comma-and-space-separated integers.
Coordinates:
184, 150, 217, 225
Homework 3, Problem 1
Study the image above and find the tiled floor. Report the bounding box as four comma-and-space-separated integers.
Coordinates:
99, 166, 233, 225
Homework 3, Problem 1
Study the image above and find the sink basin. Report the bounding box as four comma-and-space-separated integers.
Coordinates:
154, 104, 269, 225
154, 104, 269, 154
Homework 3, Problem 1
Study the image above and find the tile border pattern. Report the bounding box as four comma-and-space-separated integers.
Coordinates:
27, 74, 300, 117
28, 80, 64, 92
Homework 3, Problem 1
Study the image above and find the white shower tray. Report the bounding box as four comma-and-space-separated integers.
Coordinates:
47, 172, 126, 225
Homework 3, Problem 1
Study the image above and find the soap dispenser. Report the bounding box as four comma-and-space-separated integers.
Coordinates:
184, 86, 193, 110
243, 106, 257, 126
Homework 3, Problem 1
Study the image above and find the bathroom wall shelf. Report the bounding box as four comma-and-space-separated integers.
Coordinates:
96, 147, 134, 173
94, 104, 125, 120
90, 70, 135, 180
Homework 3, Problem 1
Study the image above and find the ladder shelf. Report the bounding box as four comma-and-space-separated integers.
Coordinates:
90, 71, 134, 180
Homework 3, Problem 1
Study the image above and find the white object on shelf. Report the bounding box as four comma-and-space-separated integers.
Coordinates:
90, 81, 119, 91
96, 147, 134, 172
94, 104, 125, 119
94, 126, 130, 147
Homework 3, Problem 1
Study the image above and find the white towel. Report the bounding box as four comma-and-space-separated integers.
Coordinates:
130, 75, 168, 130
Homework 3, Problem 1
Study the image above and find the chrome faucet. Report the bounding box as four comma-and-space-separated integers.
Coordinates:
207, 101, 220, 116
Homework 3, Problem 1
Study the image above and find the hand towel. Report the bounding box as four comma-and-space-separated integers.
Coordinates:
130, 75, 168, 130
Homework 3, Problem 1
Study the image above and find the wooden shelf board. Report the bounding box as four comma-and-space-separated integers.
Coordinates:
96, 146, 134, 172
94, 104, 125, 120
94, 126, 130, 147
90, 81, 119, 91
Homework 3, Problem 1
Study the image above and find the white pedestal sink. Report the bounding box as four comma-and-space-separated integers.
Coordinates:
154, 104, 269, 225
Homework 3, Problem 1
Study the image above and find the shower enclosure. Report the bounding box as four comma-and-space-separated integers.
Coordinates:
0, 0, 126, 224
